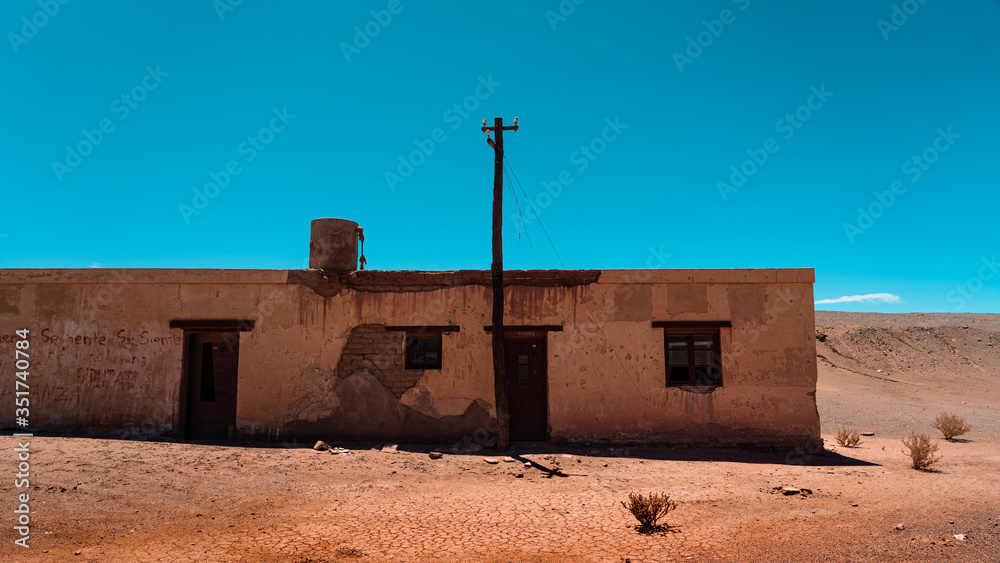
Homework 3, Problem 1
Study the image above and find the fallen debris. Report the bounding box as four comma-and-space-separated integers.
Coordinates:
329, 447, 350, 455
772, 486, 812, 496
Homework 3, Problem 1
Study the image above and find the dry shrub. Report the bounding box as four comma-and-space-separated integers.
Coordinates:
902, 432, 940, 470
932, 412, 972, 440
621, 492, 677, 533
835, 428, 861, 447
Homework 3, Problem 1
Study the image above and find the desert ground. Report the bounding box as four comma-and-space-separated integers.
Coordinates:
2, 312, 999, 562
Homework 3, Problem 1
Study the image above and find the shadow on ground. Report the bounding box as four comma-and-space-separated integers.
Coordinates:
7, 432, 879, 467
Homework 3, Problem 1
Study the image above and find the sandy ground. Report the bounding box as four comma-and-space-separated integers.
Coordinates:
2, 312, 999, 562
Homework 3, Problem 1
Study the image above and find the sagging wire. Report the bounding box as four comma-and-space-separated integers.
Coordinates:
503, 160, 541, 268
501, 154, 657, 418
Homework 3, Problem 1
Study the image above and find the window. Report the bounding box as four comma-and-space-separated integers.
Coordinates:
386, 325, 459, 370
405, 332, 442, 370
653, 321, 728, 387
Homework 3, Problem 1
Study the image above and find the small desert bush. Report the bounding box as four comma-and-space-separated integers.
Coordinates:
835, 428, 861, 447
932, 412, 972, 440
621, 492, 676, 533
902, 432, 940, 470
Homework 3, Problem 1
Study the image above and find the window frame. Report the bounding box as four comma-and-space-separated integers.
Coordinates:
653, 321, 729, 387
404, 331, 443, 370
386, 326, 459, 371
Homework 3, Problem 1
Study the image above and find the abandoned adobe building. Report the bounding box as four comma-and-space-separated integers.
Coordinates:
0, 218, 820, 449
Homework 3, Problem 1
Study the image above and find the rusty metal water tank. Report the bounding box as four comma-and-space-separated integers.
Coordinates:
309, 218, 358, 273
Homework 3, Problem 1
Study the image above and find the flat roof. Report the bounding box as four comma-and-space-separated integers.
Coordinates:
0, 268, 814, 285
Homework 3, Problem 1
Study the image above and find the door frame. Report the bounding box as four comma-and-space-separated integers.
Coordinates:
492, 326, 561, 441
171, 319, 254, 440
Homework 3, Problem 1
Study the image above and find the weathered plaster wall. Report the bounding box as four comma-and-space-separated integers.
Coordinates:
547, 275, 818, 447
0, 268, 818, 448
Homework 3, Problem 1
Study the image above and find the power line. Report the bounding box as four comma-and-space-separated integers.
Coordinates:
503, 155, 565, 267
501, 154, 658, 419
503, 162, 541, 268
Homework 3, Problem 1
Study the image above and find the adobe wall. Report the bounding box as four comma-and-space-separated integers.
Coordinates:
0, 268, 818, 448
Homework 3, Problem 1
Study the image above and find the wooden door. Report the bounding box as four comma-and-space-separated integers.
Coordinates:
505, 333, 548, 441
185, 332, 239, 440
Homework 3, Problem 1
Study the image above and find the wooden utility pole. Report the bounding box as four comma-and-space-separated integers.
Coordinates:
482, 116, 518, 452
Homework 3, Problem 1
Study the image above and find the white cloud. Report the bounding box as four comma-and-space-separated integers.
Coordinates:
815, 293, 902, 305
88, 262, 104, 268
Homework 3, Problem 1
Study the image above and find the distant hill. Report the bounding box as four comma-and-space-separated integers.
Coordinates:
814, 311, 1000, 440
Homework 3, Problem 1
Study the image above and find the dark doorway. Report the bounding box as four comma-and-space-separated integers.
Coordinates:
184, 332, 239, 440
504, 332, 548, 441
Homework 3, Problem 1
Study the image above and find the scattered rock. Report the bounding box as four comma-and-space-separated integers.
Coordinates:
851, 502, 859, 507
953, 534, 966, 541
860, 431, 875, 436
515, 473, 524, 478
484, 457, 500, 464
381, 444, 398, 454
428, 452, 443, 460
895, 523, 905, 531
523, 462, 532, 468
329, 447, 350, 455
502, 456, 516, 463
313, 440, 331, 451
780, 487, 800, 495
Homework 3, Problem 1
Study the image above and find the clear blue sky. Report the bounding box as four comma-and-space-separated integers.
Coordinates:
2, 1, 998, 314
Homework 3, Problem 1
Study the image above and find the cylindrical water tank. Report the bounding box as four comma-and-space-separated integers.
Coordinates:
309, 218, 358, 272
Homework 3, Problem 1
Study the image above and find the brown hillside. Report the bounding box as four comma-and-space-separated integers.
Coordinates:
816, 311, 1000, 440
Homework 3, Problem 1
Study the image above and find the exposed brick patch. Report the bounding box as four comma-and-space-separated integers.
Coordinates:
336, 324, 423, 398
